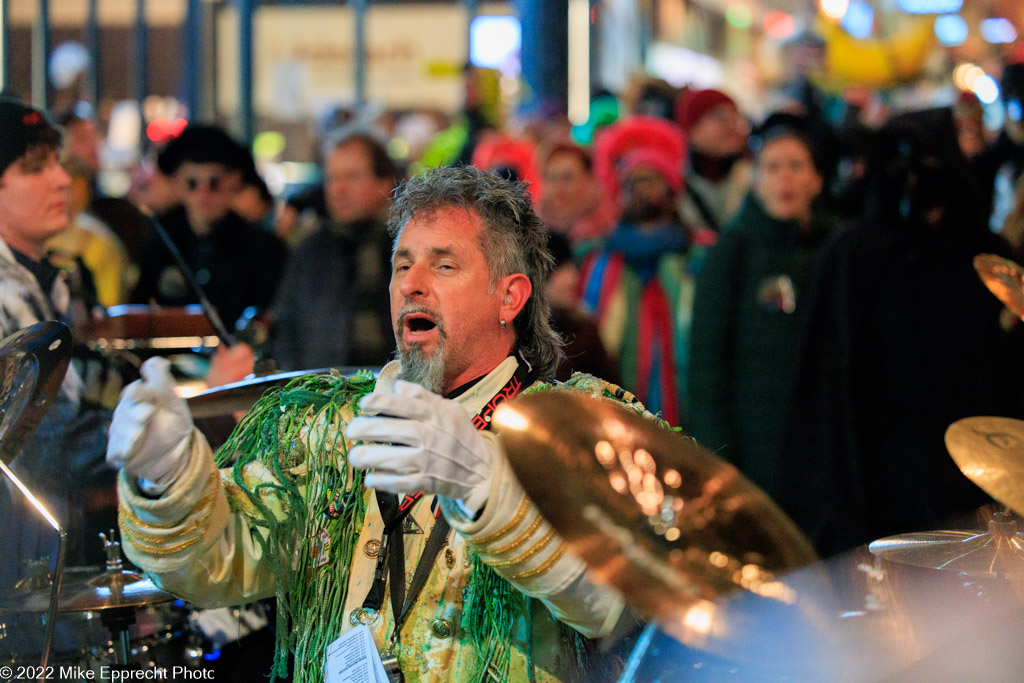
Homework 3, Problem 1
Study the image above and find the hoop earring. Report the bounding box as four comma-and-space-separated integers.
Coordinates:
500, 318, 507, 329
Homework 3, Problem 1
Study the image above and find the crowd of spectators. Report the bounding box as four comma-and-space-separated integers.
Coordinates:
10, 59, 1024, 558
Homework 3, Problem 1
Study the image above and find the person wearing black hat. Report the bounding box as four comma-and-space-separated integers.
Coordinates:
130, 124, 288, 327
0, 97, 115, 587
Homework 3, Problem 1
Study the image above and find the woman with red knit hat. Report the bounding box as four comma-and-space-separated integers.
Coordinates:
675, 88, 752, 237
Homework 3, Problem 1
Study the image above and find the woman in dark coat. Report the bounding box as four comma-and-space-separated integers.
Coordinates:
688, 125, 834, 502
778, 111, 1024, 556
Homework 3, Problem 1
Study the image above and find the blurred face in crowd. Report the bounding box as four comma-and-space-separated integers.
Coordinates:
754, 136, 822, 224
65, 118, 101, 176
954, 99, 986, 159
545, 262, 579, 311
689, 103, 749, 158
390, 207, 526, 394
325, 140, 393, 225
177, 161, 241, 235
541, 150, 593, 227
233, 184, 273, 223
132, 166, 180, 216
620, 165, 674, 226
0, 146, 72, 260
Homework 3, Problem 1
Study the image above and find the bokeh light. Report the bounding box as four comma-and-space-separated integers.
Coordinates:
821, 0, 849, 20
725, 3, 752, 30
841, 1, 875, 40
764, 11, 796, 41
980, 18, 1017, 45
934, 14, 968, 46
973, 74, 1000, 105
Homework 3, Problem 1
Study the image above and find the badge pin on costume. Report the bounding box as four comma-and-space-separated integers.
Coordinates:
312, 529, 331, 568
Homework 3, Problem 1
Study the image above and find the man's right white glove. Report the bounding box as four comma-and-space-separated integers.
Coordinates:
106, 357, 193, 496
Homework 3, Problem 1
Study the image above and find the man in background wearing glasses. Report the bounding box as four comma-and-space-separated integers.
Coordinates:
131, 124, 287, 327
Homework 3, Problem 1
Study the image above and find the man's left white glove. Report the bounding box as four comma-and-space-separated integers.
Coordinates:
346, 380, 494, 515
106, 357, 193, 496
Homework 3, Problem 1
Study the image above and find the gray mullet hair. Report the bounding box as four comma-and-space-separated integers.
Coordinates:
387, 165, 563, 379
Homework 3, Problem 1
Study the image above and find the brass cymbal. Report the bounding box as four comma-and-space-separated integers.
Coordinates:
187, 366, 378, 419
492, 392, 817, 643
0, 322, 72, 465
0, 568, 173, 613
974, 254, 1024, 320
869, 514, 1024, 577
945, 416, 1024, 517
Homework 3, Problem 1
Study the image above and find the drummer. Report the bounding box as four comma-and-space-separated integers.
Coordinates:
0, 97, 115, 583
108, 166, 640, 682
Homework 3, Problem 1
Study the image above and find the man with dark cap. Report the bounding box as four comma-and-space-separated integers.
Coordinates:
0, 97, 114, 585
131, 124, 287, 326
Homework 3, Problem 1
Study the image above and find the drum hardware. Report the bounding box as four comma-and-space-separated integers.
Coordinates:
2, 531, 176, 673
145, 215, 236, 348
868, 512, 1024, 577
490, 393, 1024, 680
76, 304, 222, 353
1, 531, 174, 614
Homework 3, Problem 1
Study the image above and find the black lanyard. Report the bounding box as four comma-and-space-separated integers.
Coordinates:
362, 492, 424, 614
359, 355, 539, 640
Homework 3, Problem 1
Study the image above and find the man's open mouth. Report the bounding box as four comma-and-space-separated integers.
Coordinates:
405, 314, 437, 333
400, 310, 443, 341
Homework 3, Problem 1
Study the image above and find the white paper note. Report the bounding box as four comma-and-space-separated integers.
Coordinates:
325, 624, 390, 683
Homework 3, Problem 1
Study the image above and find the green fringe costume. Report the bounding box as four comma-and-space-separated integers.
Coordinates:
122, 366, 666, 682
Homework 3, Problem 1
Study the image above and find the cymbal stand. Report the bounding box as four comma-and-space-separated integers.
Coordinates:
100, 606, 137, 667
616, 622, 658, 683
96, 530, 138, 668
0, 459, 66, 679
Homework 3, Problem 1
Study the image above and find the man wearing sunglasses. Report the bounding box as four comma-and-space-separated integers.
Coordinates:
131, 125, 287, 327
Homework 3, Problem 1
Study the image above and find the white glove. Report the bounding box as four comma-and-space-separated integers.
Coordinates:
106, 357, 193, 496
346, 380, 494, 514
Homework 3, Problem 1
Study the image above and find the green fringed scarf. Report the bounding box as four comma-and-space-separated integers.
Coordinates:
211, 371, 593, 683
213, 370, 375, 681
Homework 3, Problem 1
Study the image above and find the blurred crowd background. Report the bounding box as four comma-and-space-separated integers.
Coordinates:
4, 0, 1024, 557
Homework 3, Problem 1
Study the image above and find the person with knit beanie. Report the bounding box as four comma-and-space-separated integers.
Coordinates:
579, 147, 696, 427
675, 88, 752, 238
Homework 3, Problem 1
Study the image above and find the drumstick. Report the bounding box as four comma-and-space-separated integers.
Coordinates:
145, 215, 237, 347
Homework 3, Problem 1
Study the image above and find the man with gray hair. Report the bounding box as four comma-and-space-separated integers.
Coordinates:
107, 167, 635, 682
